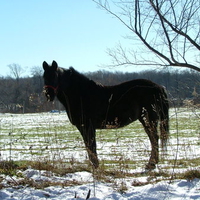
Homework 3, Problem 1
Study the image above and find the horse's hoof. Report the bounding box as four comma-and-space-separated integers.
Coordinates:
90, 158, 99, 169
145, 163, 156, 170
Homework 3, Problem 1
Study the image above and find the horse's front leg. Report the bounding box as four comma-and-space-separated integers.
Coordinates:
78, 122, 99, 168
85, 138, 99, 169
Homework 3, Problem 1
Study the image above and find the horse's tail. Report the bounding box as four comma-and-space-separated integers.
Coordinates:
159, 87, 169, 151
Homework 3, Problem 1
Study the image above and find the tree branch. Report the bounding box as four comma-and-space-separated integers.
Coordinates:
150, 0, 200, 51
93, 0, 200, 72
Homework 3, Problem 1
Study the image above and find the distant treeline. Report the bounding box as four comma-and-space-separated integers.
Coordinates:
86, 70, 200, 99
0, 69, 199, 113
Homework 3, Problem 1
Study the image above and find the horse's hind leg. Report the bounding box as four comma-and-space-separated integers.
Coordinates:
139, 112, 159, 170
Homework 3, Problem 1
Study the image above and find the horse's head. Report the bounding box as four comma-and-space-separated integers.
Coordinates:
42, 60, 59, 102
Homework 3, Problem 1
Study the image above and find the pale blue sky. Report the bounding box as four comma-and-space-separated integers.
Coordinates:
0, 0, 134, 77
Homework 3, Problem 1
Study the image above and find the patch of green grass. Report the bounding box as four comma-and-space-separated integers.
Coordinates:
165, 157, 200, 169
170, 114, 200, 138
181, 169, 200, 180
0, 160, 19, 176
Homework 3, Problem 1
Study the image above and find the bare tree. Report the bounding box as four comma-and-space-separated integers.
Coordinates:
94, 0, 200, 72
8, 63, 25, 80
30, 66, 43, 77
30, 66, 44, 93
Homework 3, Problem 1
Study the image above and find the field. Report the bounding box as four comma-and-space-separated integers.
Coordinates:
0, 107, 200, 199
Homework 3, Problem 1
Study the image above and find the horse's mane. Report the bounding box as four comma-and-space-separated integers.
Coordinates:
58, 66, 100, 90
70, 67, 92, 83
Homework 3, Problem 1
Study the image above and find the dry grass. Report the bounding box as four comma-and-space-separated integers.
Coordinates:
0, 107, 200, 189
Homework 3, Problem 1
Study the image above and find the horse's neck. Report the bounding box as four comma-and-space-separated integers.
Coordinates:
57, 89, 70, 108
56, 91, 74, 123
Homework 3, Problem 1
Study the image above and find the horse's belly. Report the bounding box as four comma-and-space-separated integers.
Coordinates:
96, 116, 137, 129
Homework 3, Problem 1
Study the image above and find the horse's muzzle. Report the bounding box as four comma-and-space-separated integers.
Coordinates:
43, 87, 55, 102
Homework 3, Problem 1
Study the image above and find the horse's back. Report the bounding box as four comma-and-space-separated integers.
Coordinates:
108, 79, 164, 102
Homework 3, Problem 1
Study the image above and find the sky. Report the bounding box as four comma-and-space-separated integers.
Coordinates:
0, 0, 136, 77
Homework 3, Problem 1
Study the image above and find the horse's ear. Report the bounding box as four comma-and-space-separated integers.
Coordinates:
69, 67, 74, 72
43, 61, 49, 71
69, 67, 75, 75
52, 60, 58, 71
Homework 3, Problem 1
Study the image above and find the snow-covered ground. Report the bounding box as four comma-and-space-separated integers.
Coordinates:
0, 169, 200, 199
0, 108, 200, 199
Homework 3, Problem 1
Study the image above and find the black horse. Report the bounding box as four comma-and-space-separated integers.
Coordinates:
43, 60, 169, 170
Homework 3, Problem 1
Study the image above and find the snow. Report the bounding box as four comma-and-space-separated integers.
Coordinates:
0, 169, 200, 199
0, 109, 200, 199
